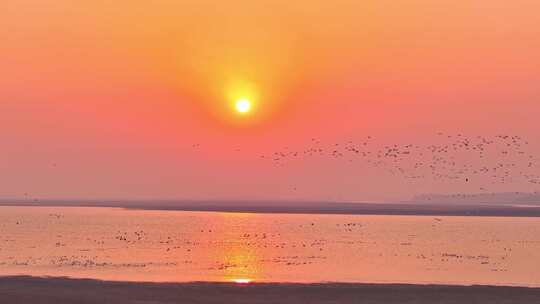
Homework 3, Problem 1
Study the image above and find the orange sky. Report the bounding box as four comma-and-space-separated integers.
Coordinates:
1, 0, 539, 201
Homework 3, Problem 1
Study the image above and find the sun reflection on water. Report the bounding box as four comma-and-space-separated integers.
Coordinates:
232, 278, 252, 284
212, 213, 263, 282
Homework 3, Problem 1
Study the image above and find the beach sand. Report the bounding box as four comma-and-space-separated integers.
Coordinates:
1, 276, 540, 304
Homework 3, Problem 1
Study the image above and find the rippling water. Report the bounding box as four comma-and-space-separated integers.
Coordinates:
1, 206, 539, 286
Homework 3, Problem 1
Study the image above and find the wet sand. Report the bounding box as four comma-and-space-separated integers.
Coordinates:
1, 276, 540, 304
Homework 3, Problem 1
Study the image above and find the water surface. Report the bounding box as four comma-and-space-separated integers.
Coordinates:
1, 206, 539, 286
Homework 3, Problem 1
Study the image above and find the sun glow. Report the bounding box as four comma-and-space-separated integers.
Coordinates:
235, 98, 252, 114
232, 278, 252, 284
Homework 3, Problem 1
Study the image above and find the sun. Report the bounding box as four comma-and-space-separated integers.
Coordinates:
235, 98, 252, 114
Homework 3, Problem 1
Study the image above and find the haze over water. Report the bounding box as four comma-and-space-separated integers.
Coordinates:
2, 206, 539, 287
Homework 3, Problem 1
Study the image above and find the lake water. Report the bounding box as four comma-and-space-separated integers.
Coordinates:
1, 206, 539, 286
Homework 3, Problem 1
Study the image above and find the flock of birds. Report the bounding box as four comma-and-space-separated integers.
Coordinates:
13, 132, 538, 201
191, 132, 540, 193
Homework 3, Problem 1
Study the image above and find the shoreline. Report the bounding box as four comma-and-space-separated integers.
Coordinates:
2, 276, 540, 304
2, 200, 540, 217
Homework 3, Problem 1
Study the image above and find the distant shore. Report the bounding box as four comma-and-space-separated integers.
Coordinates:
2, 200, 540, 217
1, 276, 540, 304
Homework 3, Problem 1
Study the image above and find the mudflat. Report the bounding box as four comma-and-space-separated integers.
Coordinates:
1, 276, 540, 304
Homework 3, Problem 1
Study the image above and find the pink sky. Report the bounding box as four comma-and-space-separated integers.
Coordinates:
1, 0, 539, 201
